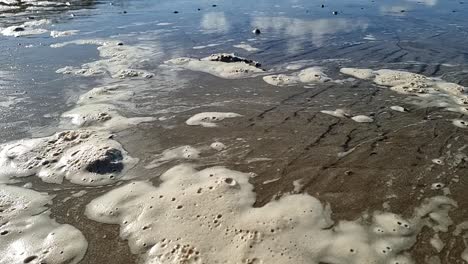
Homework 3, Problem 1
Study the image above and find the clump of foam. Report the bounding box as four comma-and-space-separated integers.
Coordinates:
165, 53, 264, 79
52, 39, 158, 79
292, 178, 305, 193
320, 110, 374, 123
320, 109, 350, 118
0, 130, 137, 185
351, 115, 374, 123
77, 84, 135, 105
210, 142, 226, 151
263, 67, 330, 86
390, 106, 407, 112
340, 68, 468, 116
61, 103, 154, 132
186, 112, 242, 127
454, 221, 468, 262
233, 43, 259, 52
452, 119, 468, 129
60, 81, 154, 132
86, 164, 459, 264
50, 30, 79, 38
1, 19, 50, 37
146, 146, 200, 169
0, 185, 87, 263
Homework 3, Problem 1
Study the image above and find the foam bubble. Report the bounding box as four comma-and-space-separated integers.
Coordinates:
86, 164, 459, 264
0, 185, 87, 263
186, 112, 242, 127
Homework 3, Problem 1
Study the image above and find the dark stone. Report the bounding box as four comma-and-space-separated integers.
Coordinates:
207, 54, 261, 68
85, 148, 124, 175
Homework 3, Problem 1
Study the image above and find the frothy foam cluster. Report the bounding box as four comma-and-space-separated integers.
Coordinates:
0, 130, 137, 185
186, 112, 242, 127
340, 68, 468, 120
1, 19, 50, 37
0, 185, 87, 263
263, 67, 331, 86
53, 39, 159, 79
86, 164, 458, 264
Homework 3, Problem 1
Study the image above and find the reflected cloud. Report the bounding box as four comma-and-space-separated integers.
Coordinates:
380, 5, 411, 16
251, 16, 368, 47
406, 0, 437, 6
201, 12, 230, 34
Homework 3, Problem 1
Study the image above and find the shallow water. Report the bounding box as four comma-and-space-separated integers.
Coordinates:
1, 0, 468, 263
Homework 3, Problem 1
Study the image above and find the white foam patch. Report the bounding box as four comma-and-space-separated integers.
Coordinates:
340, 68, 468, 116
77, 84, 135, 105
210, 142, 226, 151
0, 185, 87, 263
351, 115, 374, 123
86, 164, 459, 264
390, 106, 407, 112
52, 39, 160, 79
320, 109, 350, 118
363, 34, 377, 41
146, 146, 200, 169
186, 112, 242, 127
0, 130, 137, 185
292, 178, 304, 193
61, 81, 155, 132
0, 4, 20, 11
193, 43, 221, 50
263, 67, 330, 86
165, 53, 263, 79
1, 19, 50, 37
61, 103, 155, 132
431, 159, 444, 165
233, 43, 259, 52
452, 119, 468, 129
50, 30, 79, 38
454, 221, 468, 262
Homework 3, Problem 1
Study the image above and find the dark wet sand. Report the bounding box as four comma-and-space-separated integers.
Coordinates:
22, 68, 464, 263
